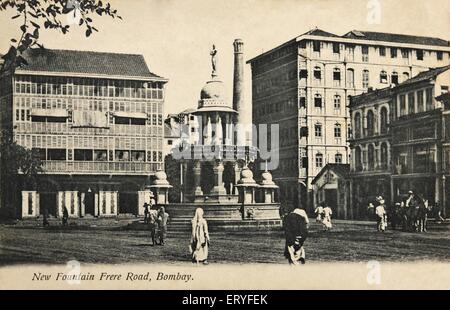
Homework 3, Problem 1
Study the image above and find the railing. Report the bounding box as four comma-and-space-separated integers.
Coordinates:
18, 122, 160, 136
42, 161, 162, 174
393, 163, 437, 175
172, 144, 259, 161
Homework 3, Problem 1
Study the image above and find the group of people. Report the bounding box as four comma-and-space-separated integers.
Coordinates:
367, 190, 447, 233
144, 202, 210, 265
143, 200, 169, 246
314, 204, 333, 231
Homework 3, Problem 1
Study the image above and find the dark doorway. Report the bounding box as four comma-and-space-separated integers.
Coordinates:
84, 192, 95, 216
39, 193, 57, 217
325, 189, 338, 211
119, 193, 138, 215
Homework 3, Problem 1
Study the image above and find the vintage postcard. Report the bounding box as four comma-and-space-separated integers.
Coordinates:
0, 0, 449, 291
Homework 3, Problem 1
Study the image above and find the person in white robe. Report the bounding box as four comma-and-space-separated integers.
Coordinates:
190, 208, 210, 265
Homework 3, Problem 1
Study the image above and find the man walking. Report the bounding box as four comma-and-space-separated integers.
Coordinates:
375, 199, 387, 232
284, 207, 309, 265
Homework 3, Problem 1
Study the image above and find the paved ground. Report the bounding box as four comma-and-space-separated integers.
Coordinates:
0, 220, 449, 266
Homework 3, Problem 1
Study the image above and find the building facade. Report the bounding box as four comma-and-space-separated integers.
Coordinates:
438, 92, 450, 217
348, 65, 450, 218
248, 28, 450, 211
348, 87, 393, 219
390, 66, 450, 208
311, 163, 350, 219
164, 108, 199, 157
0, 48, 167, 219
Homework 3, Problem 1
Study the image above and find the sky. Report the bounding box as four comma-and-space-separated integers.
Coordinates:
0, 0, 449, 117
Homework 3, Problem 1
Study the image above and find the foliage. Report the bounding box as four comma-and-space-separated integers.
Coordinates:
1, 130, 43, 189
0, 0, 121, 70
164, 154, 181, 203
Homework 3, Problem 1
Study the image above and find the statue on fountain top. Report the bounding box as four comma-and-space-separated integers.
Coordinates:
210, 44, 218, 76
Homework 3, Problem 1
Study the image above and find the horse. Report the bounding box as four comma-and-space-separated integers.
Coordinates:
403, 195, 431, 232
416, 200, 432, 232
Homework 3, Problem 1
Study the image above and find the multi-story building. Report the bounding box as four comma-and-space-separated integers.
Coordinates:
390, 65, 450, 207
348, 65, 450, 218
348, 86, 393, 218
438, 92, 450, 217
247, 28, 450, 210
0, 48, 167, 219
164, 108, 199, 156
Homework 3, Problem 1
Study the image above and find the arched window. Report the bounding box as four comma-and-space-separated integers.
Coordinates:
355, 146, 362, 171
366, 110, 375, 137
380, 142, 388, 170
315, 123, 322, 137
346, 68, 355, 88
380, 71, 388, 84
362, 69, 370, 89
315, 153, 323, 168
333, 68, 341, 86
334, 123, 342, 138
391, 72, 399, 85
335, 153, 343, 164
380, 107, 388, 134
334, 95, 341, 110
314, 93, 322, 108
354, 112, 362, 139
368, 144, 375, 170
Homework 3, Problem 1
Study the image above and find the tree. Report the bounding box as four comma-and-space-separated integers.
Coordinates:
0, 0, 121, 70
164, 154, 181, 203
1, 130, 43, 217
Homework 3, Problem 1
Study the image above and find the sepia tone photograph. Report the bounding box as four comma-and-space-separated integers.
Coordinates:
0, 0, 449, 291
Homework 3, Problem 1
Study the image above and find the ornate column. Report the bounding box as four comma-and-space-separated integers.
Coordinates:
193, 160, 203, 196
233, 162, 241, 195
212, 160, 226, 195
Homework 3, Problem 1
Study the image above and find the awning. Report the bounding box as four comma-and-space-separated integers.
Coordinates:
113, 111, 148, 119
31, 109, 68, 118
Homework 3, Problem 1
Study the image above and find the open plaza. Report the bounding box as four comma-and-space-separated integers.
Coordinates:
0, 220, 449, 266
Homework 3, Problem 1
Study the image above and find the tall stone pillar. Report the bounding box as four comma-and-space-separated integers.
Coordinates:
80, 192, 86, 217
233, 163, 241, 195
212, 161, 226, 195
233, 39, 244, 128
193, 161, 203, 196
21, 191, 38, 218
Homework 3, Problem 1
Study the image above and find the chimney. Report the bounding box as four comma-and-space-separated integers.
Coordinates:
232, 39, 244, 124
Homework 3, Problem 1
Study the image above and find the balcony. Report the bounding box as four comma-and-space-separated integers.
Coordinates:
41, 161, 162, 174
393, 162, 437, 175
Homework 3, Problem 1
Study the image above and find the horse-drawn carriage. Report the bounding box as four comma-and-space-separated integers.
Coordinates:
391, 193, 432, 232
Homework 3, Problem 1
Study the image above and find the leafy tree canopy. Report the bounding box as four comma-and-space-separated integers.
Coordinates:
0, 0, 120, 70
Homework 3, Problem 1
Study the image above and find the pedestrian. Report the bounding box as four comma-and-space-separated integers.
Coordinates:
314, 204, 324, 223
43, 207, 49, 227
143, 202, 149, 224
148, 206, 158, 246
157, 206, 169, 245
283, 207, 309, 265
375, 199, 387, 232
62, 207, 69, 226
322, 205, 333, 231
190, 208, 210, 265
391, 202, 401, 230
435, 201, 445, 223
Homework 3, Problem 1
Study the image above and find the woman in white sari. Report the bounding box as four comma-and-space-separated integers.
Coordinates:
190, 208, 210, 265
